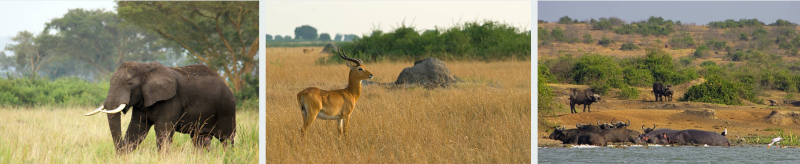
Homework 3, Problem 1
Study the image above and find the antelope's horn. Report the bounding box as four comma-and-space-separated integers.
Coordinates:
337, 47, 363, 66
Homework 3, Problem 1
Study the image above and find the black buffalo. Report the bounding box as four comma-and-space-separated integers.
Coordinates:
652, 82, 665, 101
663, 85, 674, 101
597, 120, 615, 130
569, 89, 601, 114
549, 126, 606, 146
611, 118, 631, 129
641, 124, 657, 133
636, 128, 679, 144
577, 123, 603, 133
600, 127, 641, 143
655, 129, 730, 146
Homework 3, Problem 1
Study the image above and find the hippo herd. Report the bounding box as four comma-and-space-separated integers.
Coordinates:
549, 119, 730, 147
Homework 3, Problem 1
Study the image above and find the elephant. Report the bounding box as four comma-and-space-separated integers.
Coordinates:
84, 61, 236, 153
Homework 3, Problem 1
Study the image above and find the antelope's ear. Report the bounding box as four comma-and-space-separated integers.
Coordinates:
345, 61, 356, 68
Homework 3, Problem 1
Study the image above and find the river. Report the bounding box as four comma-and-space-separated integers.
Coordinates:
538, 146, 800, 163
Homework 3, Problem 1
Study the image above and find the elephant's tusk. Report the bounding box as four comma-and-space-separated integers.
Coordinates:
99, 104, 126, 114
84, 105, 105, 116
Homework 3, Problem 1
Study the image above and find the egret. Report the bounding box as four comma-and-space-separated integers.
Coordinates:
768, 137, 784, 148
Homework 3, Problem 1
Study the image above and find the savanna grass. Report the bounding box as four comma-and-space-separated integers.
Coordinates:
0, 106, 258, 163
265, 47, 531, 163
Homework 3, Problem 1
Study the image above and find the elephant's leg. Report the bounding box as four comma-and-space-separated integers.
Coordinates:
215, 116, 237, 149
191, 133, 212, 151
123, 110, 153, 152
154, 121, 176, 152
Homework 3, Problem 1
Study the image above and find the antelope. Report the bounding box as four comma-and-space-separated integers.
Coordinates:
297, 47, 373, 137
303, 48, 314, 53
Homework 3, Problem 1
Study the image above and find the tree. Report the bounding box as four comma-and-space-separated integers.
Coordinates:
275, 35, 283, 40
45, 8, 164, 80
334, 33, 342, 41
343, 34, 359, 41
118, 1, 259, 92
319, 33, 331, 41
294, 25, 318, 40
266, 34, 273, 40
2, 31, 55, 79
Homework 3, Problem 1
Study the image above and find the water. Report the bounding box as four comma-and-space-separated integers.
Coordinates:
538, 146, 800, 163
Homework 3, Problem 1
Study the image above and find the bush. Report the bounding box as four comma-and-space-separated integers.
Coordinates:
770, 19, 797, 26
622, 67, 653, 86
680, 77, 742, 105
539, 64, 562, 116
598, 36, 614, 47
558, 16, 574, 24
323, 20, 531, 63
709, 18, 765, 29
739, 33, 749, 41
618, 85, 640, 100
620, 42, 640, 51
551, 27, 565, 42
0, 77, 108, 107
679, 56, 695, 66
670, 32, 696, 48
694, 45, 711, 58
582, 34, 594, 44
591, 17, 614, 30
612, 16, 675, 36
571, 54, 624, 88
705, 40, 728, 51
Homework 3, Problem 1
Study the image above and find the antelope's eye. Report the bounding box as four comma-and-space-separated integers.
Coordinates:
358, 68, 363, 71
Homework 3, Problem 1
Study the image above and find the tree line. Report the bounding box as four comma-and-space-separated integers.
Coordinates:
266, 25, 359, 42
0, 1, 258, 107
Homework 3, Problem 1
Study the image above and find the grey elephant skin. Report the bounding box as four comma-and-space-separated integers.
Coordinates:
93, 61, 236, 153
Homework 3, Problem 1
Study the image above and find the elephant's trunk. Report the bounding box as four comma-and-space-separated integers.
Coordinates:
106, 112, 124, 153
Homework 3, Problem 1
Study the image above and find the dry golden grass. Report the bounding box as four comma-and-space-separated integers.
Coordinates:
0, 107, 258, 163
265, 47, 531, 163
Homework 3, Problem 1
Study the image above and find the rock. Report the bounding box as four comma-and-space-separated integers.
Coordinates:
764, 110, 800, 125
683, 109, 717, 119
395, 57, 459, 87
320, 42, 338, 54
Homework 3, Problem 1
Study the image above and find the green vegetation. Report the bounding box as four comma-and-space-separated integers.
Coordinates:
558, 16, 575, 24
670, 32, 696, 48
598, 36, 614, 47
620, 42, 640, 51
694, 45, 711, 58
613, 16, 675, 36
680, 77, 744, 105
319, 20, 530, 64
770, 19, 798, 26
708, 18, 765, 29
618, 86, 640, 100
0, 77, 107, 107
582, 34, 594, 44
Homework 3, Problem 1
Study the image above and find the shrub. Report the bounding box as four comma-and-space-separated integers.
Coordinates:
694, 45, 711, 58
539, 64, 562, 116
0, 77, 108, 107
324, 20, 531, 63
670, 32, 696, 48
551, 27, 565, 42
623, 67, 653, 86
592, 18, 613, 30
709, 18, 765, 29
583, 34, 594, 44
705, 40, 728, 51
739, 33, 749, 41
680, 77, 742, 105
770, 19, 797, 26
598, 36, 614, 47
679, 56, 695, 66
618, 85, 640, 100
558, 16, 574, 24
571, 54, 624, 88
620, 42, 640, 51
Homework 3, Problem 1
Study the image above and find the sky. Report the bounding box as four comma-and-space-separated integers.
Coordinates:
0, 1, 116, 51
539, 1, 800, 25
264, 1, 532, 38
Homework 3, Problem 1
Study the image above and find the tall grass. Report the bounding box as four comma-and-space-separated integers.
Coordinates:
0, 106, 258, 163
265, 47, 531, 162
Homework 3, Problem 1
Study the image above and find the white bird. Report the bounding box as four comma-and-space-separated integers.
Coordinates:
721, 128, 727, 136
768, 137, 784, 148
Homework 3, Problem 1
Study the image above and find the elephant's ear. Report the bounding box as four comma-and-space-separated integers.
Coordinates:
142, 67, 177, 107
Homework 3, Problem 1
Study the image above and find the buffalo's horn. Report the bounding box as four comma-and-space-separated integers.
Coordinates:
576, 123, 581, 128
99, 104, 126, 114
611, 118, 616, 124
84, 105, 105, 116
642, 125, 646, 131
627, 119, 631, 125
653, 124, 657, 129
597, 120, 601, 125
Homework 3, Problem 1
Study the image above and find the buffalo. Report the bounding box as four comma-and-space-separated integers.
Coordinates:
652, 82, 665, 101
655, 129, 731, 146
642, 124, 657, 133
597, 120, 615, 130
663, 85, 674, 101
636, 128, 679, 144
549, 126, 606, 146
600, 126, 641, 143
611, 118, 631, 129
569, 89, 601, 114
